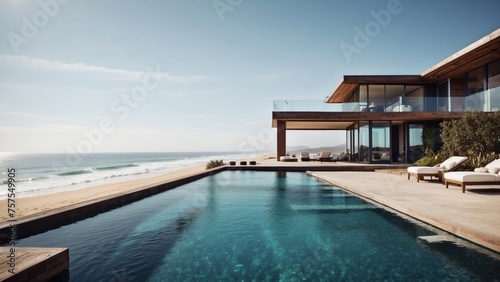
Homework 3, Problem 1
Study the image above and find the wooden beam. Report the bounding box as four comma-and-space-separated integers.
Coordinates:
273, 111, 465, 122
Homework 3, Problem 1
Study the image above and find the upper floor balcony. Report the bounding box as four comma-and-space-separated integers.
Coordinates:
273, 87, 500, 113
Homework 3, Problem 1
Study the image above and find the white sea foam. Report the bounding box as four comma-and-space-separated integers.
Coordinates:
0, 152, 265, 198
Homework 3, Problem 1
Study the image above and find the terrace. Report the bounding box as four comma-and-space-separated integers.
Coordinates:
273, 87, 500, 113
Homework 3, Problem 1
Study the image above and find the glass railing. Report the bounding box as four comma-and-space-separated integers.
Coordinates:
273, 87, 500, 113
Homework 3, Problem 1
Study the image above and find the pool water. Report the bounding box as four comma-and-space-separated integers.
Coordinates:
17, 171, 500, 281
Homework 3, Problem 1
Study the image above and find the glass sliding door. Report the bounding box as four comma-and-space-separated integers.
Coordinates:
368, 85, 385, 112
385, 85, 404, 112
488, 60, 500, 111
359, 122, 369, 162
437, 81, 449, 111
359, 85, 368, 112
371, 121, 391, 163
406, 86, 424, 112
408, 124, 424, 163
346, 127, 352, 161
353, 125, 359, 162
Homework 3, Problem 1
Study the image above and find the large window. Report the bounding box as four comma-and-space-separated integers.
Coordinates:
368, 85, 385, 112
488, 60, 500, 90
406, 86, 424, 112
467, 66, 485, 95
353, 125, 359, 162
408, 124, 424, 163
385, 85, 404, 112
488, 60, 500, 111
437, 81, 448, 111
359, 122, 369, 162
359, 85, 368, 112
371, 121, 391, 162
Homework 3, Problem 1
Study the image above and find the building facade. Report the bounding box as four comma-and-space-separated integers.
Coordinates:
272, 29, 500, 163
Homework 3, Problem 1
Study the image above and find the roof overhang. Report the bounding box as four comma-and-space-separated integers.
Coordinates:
422, 28, 500, 82
326, 28, 500, 103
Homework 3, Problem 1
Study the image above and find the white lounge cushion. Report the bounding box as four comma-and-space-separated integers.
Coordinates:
444, 172, 499, 183
407, 166, 441, 174
393, 105, 412, 112
441, 161, 456, 170
408, 156, 467, 174
485, 159, 500, 169
475, 167, 488, 173
489, 167, 500, 174
319, 151, 332, 158
439, 156, 468, 169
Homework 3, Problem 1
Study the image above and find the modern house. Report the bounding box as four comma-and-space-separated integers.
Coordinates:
272, 28, 500, 163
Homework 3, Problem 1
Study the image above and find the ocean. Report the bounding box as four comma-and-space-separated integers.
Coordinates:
0, 151, 263, 198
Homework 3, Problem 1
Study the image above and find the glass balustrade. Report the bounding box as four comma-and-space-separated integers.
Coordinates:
273, 87, 500, 113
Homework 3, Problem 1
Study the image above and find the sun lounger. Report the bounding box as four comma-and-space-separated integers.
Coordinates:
280, 156, 298, 162
311, 151, 333, 163
300, 151, 310, 162
311, 151, 346, 163
334, 152, 347, 161
444, 159, 500, 193
407, 156, 468, 183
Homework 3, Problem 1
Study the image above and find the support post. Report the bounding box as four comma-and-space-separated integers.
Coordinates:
277, 120, 286, 160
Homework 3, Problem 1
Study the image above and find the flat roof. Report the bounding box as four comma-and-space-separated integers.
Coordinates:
326, 28, 500, 103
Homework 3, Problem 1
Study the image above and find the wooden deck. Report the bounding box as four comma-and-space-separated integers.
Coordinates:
0, 247, 68, 281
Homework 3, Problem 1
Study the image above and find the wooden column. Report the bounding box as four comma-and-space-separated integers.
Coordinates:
277, 120, 286, 159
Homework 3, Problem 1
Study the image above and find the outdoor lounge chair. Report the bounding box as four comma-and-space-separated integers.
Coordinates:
311, 151, 333, 163
330, 152, 346, 162
280, 156, 298, 162
300, 151, 310, 162
407, 156, 468, 183
444, 159, 500, 193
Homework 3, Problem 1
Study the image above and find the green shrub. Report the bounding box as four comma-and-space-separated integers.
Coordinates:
439, 111, 500, 169
413, 151, 448, 167
413, 157, 438, 167
440, 112, 500, 157
206, 159, 225, 169
464, 151, 497, 170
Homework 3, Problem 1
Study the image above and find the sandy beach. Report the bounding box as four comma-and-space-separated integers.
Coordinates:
1, 155, 269, 222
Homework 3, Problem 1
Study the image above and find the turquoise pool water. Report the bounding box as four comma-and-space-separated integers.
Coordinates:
17, 171, 500, 281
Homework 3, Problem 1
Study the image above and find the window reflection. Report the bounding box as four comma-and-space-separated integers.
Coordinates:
371, 122, 390, 162
408, 124, 424, 163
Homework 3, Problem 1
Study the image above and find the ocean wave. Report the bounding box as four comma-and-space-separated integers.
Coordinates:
58, 167, 98, 176
0, 152, 263, 197
98, 164, 139, 171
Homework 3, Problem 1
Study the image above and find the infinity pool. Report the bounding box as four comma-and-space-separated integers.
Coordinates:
17, 171, 500, 281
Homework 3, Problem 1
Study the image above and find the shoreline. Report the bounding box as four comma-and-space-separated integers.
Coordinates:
0, 155, 269, 222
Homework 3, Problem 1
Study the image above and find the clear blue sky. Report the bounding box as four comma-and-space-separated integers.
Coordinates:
0, 0, 499, 153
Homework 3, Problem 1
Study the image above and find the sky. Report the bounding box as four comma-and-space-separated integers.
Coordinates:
0, 0, 499, 153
